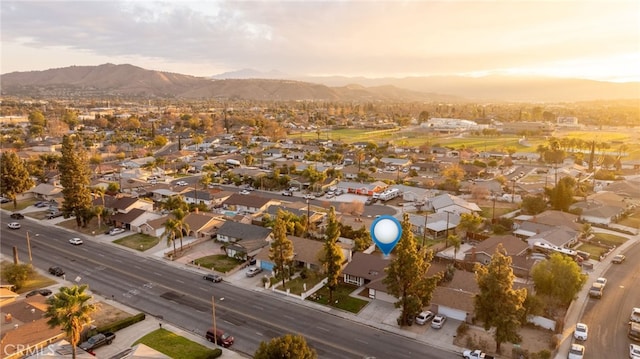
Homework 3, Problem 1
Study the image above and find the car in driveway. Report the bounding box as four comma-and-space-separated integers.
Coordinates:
245, 266, 262, 277
630, 344, 640, 359
568, 343, 585, 359
34, 201, 49, 208
48, 266, 65, 277
108, 228, 125, 236
203, 274, 222, 283
7, 222, 21, 229
574, 322, 588, 341
26, 289, 53, 297
69, 238, 84, 245
612, 254, 626, 264
431, 314, 447, 329
415, 311, 435, 325
10, 213, 24, 219
45, 211, 63, 219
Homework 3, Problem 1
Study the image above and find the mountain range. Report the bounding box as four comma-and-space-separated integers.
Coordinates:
1, 63, 638, 102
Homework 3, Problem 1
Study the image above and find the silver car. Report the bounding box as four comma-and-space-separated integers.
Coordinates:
431, 314, 447, 329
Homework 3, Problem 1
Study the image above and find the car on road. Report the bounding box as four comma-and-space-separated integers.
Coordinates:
69, 238, 84, 245
630, 344, 640, 359
26, 289, 53, 297
568, 343, 585, 359
588, 282, 604, 299
282, 190, 293, 196
415, 311, 435, 325
206, 328, 234, 348
431, 314, 447, 329
303, 194, 316, 200
596, 277, 607, 288
109, 228, 125, 236
8, 222, 21, 229
574, 323, 588, 341
176, 181, 188, 186
48, 266, 65, 277
245, 266, 262, 277
10, 212, 24, 219
612, 254, 626, 264
0, 197, 10, 203
239, 189, 251, 195
203, 274, 222, 283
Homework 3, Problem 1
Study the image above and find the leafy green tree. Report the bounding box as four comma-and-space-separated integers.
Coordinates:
531, 253, 587, 307
62, 109, 79, 130
269, 210, 294, 287
521, 195, 547, 215
45, 285, 99, 359
580, 223, 594, 240
448, 233, 462, 261
153, 135, 168, 147
59, 135, 92, 227
0, 151, 34, 208
1, 263, 34, 290
456, 213, 483, 240
320, 207, 344, 303
474, 244, 527, 353
545, 177, 575, 212
384, 213, 441, 326
28, 110, 46, 138
254, 334, 317, 359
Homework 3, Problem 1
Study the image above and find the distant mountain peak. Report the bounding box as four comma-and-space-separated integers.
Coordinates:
211, 68, 289, 79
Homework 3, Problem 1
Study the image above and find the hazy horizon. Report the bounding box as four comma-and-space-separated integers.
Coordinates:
1, 1, 639, 83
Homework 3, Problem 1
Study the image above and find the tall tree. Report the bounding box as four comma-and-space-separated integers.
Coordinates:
45, 285, 99, 359
269, 210, 294, 288
474, 244, 527, 352
456, 213, 483, 240
172, 208, 190, 251
0, 151, 34, 209
545, 177, 575, 212
162, 218, 180, 258
320, 207, 344, 303
59, 135, 93, 227
384, 213, 441, 326
254, 334, 317, 359
531, 253, 587, 307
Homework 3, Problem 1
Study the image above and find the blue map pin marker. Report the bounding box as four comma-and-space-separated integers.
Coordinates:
370, 215, 402, 257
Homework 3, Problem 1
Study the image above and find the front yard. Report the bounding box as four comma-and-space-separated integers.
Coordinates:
58, 217, 111, 236
274, 270, 324, 295
307, 282, 369, 314
193, 254, 242, 273
114, 233, 160, 251
134, 329, 221, 359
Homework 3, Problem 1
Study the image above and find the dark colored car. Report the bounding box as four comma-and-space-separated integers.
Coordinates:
206, 328, 234, 348
34, 201, 49, 208
10, 213, 24, 219
203, 274, 222, 283
26, 289, 53, 297
48, 266, 65, 277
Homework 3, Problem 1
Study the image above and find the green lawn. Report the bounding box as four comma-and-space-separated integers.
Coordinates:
591, 232, 628, 247
0, 261, 57, 292
133, 329, 221, 359
194, 254, 242, 273
113, 233, 160, 251
275, 271, 324, 295
307, 282, 369, 314
576, 243, 608, 260
58, 217, 111, 236
618, 211, 640, 229
1, 198, 37, 211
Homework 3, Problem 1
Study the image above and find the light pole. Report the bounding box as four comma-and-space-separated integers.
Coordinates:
26, 231, 38, 264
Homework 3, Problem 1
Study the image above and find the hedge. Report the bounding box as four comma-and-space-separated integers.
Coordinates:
96, 312, 146, 333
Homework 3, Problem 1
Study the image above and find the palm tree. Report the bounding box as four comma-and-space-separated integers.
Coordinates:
44, 285, 99, 359
162, 218, 180, 258
172, 208, 190, 251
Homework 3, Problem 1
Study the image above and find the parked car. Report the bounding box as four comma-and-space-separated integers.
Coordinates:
69, 238, 84, 245
596, 277, 607, 288
10, 213, 24, 219
205, 328, 234, 348
574, 323, 588, 341
239, 189, 251, 195
282, 190, 293, 196
0, 197, 10, 203
303, 194, 315, 200
630, 344, 640, 359
46, 211, 63, 219
203, 274, 222, 283
431, 314, 447, 329
415, 311, 435, 325
612, 254, 626, 264
7, 222, 21, 229
48, 266, 65, 277
246, 266, 262, 277
79, 332, 116, 351
176, 181, 188, 186
567, 343, 585, 359
109, 228, 125, 236
26, 289, 53, 297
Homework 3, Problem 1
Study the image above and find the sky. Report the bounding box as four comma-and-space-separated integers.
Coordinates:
1, 0, 639, 82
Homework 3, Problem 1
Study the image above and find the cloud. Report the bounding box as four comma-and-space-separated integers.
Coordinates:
1, 0, 638, 79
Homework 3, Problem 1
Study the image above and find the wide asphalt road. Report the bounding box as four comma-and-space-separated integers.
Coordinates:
1, 212, 456, 359
575, 239, 640, 358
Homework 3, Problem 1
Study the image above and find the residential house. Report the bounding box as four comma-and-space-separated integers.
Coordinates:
110, 208, 149, 231
255, 235, 325, 272
221, 193, 273, 215
216, 221, 272, 260
182, 189, 216, 207
140, 215, 170, 238
463, 235, 528, 266
405, 212, 461, 240
184, 212, 224, 239
429, 263, 477, 321
27, 183, 63, 201
342, 252, 395, 302
428, 193, 481, 215
336, 181, 387, 196
579, 205, 624, 225
101, 195, 154, 214
526, 226, 580, 250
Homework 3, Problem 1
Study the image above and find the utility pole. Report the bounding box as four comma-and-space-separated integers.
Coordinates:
445, 211, 451, 246
422, 212, 429, 247
26, 231, 34, 264
306, 199, 311, 238
212, 296, 217, 346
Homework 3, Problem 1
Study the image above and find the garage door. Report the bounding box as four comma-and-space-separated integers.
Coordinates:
260, 260, 274, 272
435, 305, 467, 321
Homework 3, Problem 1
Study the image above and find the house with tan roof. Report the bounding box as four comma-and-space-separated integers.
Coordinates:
221, 193, 273, 214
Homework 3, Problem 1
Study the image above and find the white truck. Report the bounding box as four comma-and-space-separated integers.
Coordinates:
462, 349, 495, 359
631, 307, 640, 323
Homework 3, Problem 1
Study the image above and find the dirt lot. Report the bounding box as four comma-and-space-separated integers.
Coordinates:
91, 301, 132, 328
454, 325, 555, 358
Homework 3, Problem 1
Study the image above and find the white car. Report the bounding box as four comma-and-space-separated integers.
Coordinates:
568, 343, 585, 359
573, 322, 588, 341
596, 277, 607, 288
176, 181, 188, 186
303, 194, 316, 200
630, 344, 640, 359
69, 238, 83, 245
246, 266, 262, 277
431, 314, 447, 329
415, 311, 435, 325
239, 189, 251, 195
7, 222, 21, 229
109, 228, 125, 236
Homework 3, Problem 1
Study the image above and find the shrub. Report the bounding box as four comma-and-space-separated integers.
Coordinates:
96, 313, 146, 333
206, 349, 223, 358
456, 322, 469, 336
